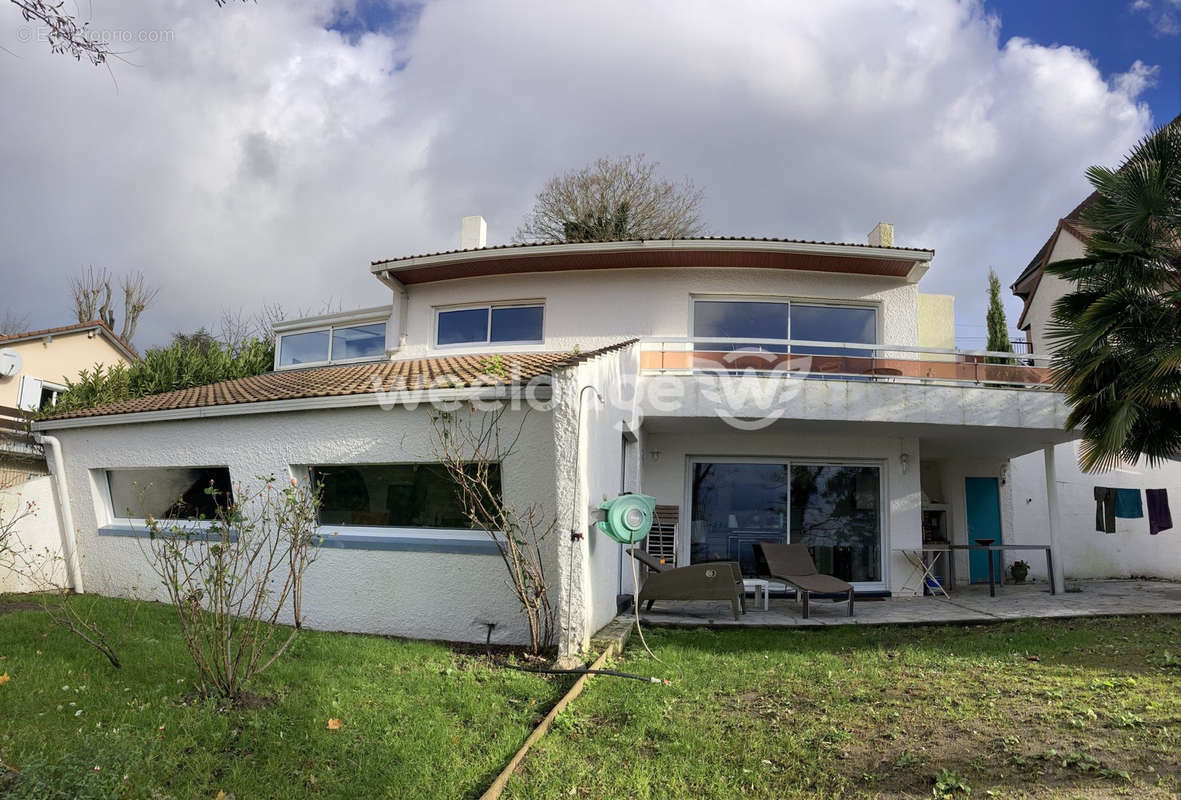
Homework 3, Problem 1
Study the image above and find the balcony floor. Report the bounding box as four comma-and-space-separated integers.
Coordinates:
631, 579, 1181, 628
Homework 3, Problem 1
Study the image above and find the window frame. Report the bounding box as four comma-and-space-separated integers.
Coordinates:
98, 465, 234, 534
275, 318, 389, 370
433, 301, 545, 349
38, 380, 67, 410
302, 462, 505, 542
681, 455, 888, 590
689, 295, 881, 348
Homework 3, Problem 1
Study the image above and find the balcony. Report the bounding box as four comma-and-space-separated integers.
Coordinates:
638, 338, 1053, 389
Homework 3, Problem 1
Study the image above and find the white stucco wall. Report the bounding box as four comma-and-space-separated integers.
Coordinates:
46, 405, 558, 646
1021, 230, 1085, 356
639, 425, 922, 595
550, 345, 640, 656
393, 267, 919, 357
0, 473, 66, 592
1009, 443, 1181, 581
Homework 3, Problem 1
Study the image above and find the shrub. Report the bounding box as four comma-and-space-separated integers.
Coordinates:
142, 475, 322, 701
44, 333, 274, 416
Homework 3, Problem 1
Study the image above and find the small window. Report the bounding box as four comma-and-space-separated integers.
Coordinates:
436, 304, 543, 346
278, 329, 330, 366
311, 463, 502, 530
106, 467, 233, 521
437, 308, 490, 346
331, 322, 386, 361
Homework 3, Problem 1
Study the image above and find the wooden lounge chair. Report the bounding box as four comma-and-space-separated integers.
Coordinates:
626, 548, 745, 620
754, 542, 854, 619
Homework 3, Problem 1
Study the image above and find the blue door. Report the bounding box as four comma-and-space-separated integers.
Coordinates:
965, 477, 1002, 583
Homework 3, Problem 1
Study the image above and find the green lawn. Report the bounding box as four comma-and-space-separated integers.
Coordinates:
505, 617, 1181, 799
0, 595, 568, 799
3, 598, 1179, 800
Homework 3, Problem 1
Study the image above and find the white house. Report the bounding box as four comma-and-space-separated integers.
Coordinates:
1009, 198, 1181, 582
33, 218, 1088, 656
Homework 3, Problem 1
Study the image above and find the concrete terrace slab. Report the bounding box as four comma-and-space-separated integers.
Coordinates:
630, 579, 1181, 629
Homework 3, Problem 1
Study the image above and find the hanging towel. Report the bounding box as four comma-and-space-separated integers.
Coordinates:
1094, 487, 1116, 533
1146, 489, 1173, 535
1114, 488, 1144, 519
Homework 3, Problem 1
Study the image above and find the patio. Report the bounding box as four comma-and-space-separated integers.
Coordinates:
633, 578, 1181, 628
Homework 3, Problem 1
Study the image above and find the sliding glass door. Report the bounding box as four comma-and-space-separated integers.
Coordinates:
789, 464, 882, 583
688, 459, 884, 586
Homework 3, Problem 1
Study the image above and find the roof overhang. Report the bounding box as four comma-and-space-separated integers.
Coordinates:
372, 239, 934, 286
0, 322, 138, 362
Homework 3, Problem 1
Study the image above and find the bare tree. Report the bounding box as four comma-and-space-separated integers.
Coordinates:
1, 470, 126, 668
515, 154, 706, 243
430, 404, 555, 655
70, 265, 158, 345
0, 309, 30, 335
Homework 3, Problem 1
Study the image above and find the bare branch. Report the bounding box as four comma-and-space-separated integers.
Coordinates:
430, 405, 555, 654
117, 271, 159, 344
10, 0, 113, 65
69, 265, 157, 346
0, 309, 30, 335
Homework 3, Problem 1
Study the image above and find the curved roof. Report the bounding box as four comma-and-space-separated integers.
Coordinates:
372, 237, 934, 285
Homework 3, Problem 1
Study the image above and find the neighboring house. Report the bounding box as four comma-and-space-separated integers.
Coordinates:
0, 320, 137, 412
1010, 197, 1181, 582
1, 321, 135, 592
33, 219, 1078, 655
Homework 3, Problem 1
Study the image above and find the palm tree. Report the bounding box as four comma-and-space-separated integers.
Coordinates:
1047, 122, 1181, 471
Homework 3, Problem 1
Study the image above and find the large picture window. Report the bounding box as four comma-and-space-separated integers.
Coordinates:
436, 304, 544, 346
692, 299, 877, 355
689, 460, 882, 585
106, 467, 233, 522
310, 463, 502, 530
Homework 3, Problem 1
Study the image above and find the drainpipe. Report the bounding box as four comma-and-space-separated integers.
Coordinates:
34, 433, 84, 593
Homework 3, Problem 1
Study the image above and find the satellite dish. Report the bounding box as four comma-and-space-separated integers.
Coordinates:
0, 349, 22, 378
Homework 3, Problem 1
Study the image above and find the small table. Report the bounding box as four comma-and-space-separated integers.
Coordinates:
743, 578, 770, 611
946, 543, 1056, 597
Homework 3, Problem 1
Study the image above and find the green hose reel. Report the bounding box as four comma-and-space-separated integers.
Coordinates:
596, 493, 657, 544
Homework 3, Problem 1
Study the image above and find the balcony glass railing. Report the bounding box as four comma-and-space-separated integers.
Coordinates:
638, 338, 1054, 388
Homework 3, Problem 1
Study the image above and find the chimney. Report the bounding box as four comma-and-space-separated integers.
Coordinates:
867, 222, 894, 248
460, 215, 487, 250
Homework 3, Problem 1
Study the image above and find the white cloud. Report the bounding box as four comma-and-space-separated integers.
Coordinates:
1129, 0, 1181, 34
1113, 60, 1160, 96
0, 0, 1155, 349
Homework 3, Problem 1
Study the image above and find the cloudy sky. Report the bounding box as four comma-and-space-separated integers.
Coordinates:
0, 0, 1170, 349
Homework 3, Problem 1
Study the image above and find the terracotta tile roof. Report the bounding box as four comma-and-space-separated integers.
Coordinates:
0, 319, 139, 360
371, 235, 933, 266
40, 340, 637, 422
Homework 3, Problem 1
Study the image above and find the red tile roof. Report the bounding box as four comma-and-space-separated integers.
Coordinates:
40, 341, 637, 422
0, 320, 139, 360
